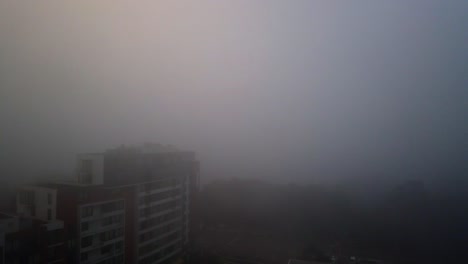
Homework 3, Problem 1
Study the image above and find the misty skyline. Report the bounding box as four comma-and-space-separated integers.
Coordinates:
1, 1, 467, 185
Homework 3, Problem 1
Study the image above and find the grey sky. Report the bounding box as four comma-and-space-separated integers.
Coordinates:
1, 1, 467, 184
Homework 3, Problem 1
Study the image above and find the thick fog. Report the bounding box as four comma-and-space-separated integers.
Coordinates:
1, 1, 467, 186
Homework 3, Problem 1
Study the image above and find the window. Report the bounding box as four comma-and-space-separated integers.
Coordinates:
102, 216, 111, 226
138, 233, 179, 256
103, 215, 123, 226
101, 228, 124, 242
101, 244, 113, 254
81, 236, 93, 248
81, 222, 89, 232
82, 206, 93, 217
140, 211, 178, 230
47, 193, 52, 204
47, 209, 52, 220
139, 189, 181, 205
115, 241, 123, 252
114, 215, 122, 223
68, 239, 76, 249
116, 254, 124, 264
101, 201, 124, 213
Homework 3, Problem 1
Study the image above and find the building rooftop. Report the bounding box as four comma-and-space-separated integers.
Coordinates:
105, 143, 182, 154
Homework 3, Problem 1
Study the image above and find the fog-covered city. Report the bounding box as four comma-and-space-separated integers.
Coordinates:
1, 1, 467, 264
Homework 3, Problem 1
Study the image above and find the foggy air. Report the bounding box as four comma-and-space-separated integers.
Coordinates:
0, 1, 467, 264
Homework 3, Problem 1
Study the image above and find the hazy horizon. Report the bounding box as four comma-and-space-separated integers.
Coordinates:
1, 1, 467, 187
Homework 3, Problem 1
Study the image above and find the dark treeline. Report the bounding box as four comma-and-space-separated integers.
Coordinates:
194, 178, 468, 264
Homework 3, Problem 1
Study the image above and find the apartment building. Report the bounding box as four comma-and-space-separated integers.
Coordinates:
16, 183, 128, 264
76, 144, 199, 264
13, 144, 199, 264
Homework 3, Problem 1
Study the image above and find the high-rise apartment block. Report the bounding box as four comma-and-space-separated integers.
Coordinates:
13, 144, 199, 264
